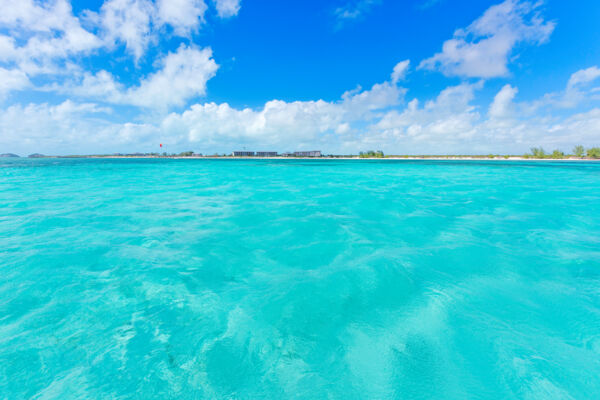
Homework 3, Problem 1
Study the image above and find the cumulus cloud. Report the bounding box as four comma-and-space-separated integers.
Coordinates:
94, 0, 156, 61
0, 67, 31, 98
372, 82, 482, 146
524, 66, 600, 110
157, 0, 208, 34
152, 67, 598, 155
161, 74, 405, 147
0, 0, 239, 75
213, 0, 241, 18
489, 84, 518, 118
419, 0, 555, 78
0, 0, 102, 74
0, 100, 150, 154
60, 45, 219, 109
567, 66, 600, 90
127, 45, 218, 108
391, 60, 410, 84
93, 0, 220, 60
0, 0, 81, 32
2, 63, 600, 155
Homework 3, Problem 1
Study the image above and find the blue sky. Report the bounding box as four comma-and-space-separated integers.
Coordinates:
1, 0, 599, 155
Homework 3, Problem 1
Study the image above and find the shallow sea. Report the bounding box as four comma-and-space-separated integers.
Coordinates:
1, 158, 600, 399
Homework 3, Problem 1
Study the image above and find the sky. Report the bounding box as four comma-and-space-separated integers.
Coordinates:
0, 0, 599, 155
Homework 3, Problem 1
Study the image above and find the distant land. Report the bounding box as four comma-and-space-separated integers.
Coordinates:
1, 146, 599, 160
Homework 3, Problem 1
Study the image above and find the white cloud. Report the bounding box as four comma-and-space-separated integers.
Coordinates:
0, 0, 243, 100
524, 66, 600, 110
419, 0, 555, 78
567, 66, 600, 89
157, 0, 207, 34
152, 69, 406, 151
0, 100, 146, 154
489, 84, 518, 118
0, 67, 30, 97
162, 77, 404, 146
2, 64, 600, 155
372, 82, 482, 147
341, 82, 405, 118
89, 0, 236, 60
213, 0, 241, 18
61, 45, 219, 109
94, 0, 156, 61
0, 0, 78, 32
0, 0, 102, 75
126, 45, 218, 108
391, 60, 410, 84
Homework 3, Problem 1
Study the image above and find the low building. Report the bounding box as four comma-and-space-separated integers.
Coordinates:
232, 151, 255, 157
256, 151, 278, 157
294, 151, 322, 157
281, 152, 294, 157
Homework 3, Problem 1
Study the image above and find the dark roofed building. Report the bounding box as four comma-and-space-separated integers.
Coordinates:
294, 151, 322, 157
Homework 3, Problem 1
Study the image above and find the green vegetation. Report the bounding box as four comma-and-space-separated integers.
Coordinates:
550, 150, 564, 159
523, 145, 600, 159
530, 147, 546, 158
178, 151, 195, 157
587, 147, 600, 159
573, 145, 585, 158
359, 150, 384, 158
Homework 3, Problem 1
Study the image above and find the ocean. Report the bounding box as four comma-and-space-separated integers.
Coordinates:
1, 158, 599, 399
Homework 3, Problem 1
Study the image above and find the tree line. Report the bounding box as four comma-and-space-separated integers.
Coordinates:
359, 150, 385, 158
527, 146, 600, 159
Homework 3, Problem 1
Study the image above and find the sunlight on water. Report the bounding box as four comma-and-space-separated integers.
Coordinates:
1, 158, 599, 399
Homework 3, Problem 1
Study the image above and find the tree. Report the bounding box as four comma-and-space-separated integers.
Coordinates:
573, 145, 585, 158
587, 147, 600, 159
359, 150, 384, 158
530, 147, 546, 158
550, 150, 564, 159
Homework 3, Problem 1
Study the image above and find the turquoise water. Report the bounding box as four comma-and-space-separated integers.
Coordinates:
1, 158, 600, 399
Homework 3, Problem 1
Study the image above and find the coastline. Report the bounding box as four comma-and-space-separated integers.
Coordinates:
6, 155, 600, 161
45, 156, 600, 161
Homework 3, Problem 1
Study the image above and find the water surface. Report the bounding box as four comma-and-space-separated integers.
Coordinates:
1, 158, 599, 399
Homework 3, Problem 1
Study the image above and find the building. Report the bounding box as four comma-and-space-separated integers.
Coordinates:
232, 151, 255, 157
294, 151, 322, 157
256, 151, 278, 157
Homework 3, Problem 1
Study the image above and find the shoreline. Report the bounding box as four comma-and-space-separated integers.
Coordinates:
5, 155, 600, 161
27, 156, 600, 161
